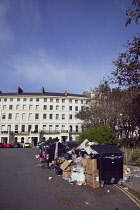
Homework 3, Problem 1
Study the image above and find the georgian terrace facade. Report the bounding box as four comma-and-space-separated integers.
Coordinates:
0, 87, 87, 146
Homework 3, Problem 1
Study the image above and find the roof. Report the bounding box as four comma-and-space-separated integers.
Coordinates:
90, 145, 123, 154
0, 92, 87, 98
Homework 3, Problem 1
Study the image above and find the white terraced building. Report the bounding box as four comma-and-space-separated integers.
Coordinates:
0, 87, 87, 146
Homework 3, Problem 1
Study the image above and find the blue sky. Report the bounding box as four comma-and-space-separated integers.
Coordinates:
0, 0, 139, 94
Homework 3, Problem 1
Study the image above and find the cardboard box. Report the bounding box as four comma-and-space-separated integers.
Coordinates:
62, 171, 71, 178
60, 160, 71, 170
66, 164, 76, 171
71, 148, 76, 154
123, 171, 131, 177
58, 157, 65, 164
123, 166, 131, 177
87, 171, 100, 188
72, 154, 77, 159
86, 159, 97, 174
82, 159, 88, 168
85, 173, 88, 181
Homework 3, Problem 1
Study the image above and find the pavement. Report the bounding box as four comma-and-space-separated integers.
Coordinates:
122, 165, 140, 194
1, 148, 140, 210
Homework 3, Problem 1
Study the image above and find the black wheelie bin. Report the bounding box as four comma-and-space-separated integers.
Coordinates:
90, 145, 123, 187
44, 139, 66, 165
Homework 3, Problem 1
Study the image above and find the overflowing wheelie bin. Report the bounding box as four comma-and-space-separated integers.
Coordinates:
38, 138, 66, 165
90, 145, 123, 187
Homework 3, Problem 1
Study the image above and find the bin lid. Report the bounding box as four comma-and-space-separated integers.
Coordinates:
90, 145, 123, 155
48, 142, 66, 150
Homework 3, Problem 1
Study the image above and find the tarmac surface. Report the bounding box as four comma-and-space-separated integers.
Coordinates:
122, 164, 140, 194
0, 148, 140, 210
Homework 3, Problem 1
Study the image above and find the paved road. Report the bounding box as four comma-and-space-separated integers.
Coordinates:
0, 148, 139, 210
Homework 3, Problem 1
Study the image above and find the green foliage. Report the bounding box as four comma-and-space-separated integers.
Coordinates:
78, 125, 120, 146
132, 148, 140, 165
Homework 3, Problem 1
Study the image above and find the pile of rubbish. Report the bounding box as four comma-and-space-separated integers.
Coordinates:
59, 152, 99, 187
35, 139, 133, 188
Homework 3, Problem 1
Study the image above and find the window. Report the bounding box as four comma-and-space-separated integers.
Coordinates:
55, 125, 59, 131
36, 105, 39, 110
23, 105, 26, 110
21, 137, 24, 143
69, 99, 72, 103
75, 100, 78, 104
4, 98, 7, 102
62, 106, 65, 110
9, 105, 13, 110
75, 106, 78, 111
22, 113, 26, 120
30, 98, 33, 101
35, 113, 39, 119
50, 105, 53, 110
17, 98, 20, 101
10, 98, 13, 102
62, 99, 65, 103
28, 125, 32, 132
43, 105, 47, 110
69, 106, 72, 111
81, 100, 83, 104
21, 125, 25, 132
0, 99, 1, 102
50, 98, 53, 102
56, 114, 59, 119
44, 98, 47, 102
61, 125, 65, 130
49, 114, 53, 119
16, 105, 20, 110
35, 125, 38, 132
8, 125, 11, 131
70, 125, 72, 132
43, 125, 46, 130
28, 113, 32, 120
15, 113, 19, 120
15, 125, 18, 133
1, 125, 5, 131
76, 125, 78, 132
3, 105, 6, 110
56, 105, 59, 110
36, 98, 39, 102
43, 114, 47, 119
8, 113, 12, 119
49, 125, 53, 131
56, 99, 59, 103
69, 114, 72, 119
23, 98, 27, 101
62, 114, 65, 119
29, 105, 33, 110
2, 113, 6, 119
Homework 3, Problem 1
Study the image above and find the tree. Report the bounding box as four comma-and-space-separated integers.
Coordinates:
132, 148, 140, 165
111, 0, 140, 89
78, 125, 120, 146
77, 81, 122, 132
111, 36, 140, 89
77, 1, 140, 148
77, 82, 140, 146
126, 0, 140, 26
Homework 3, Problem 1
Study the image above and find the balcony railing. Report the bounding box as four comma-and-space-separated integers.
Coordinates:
1, 131, 14, 135
1, 131, 8, 134
0, 130, 80, 135
69, 131, 82, 134
40, 130, 69, 134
